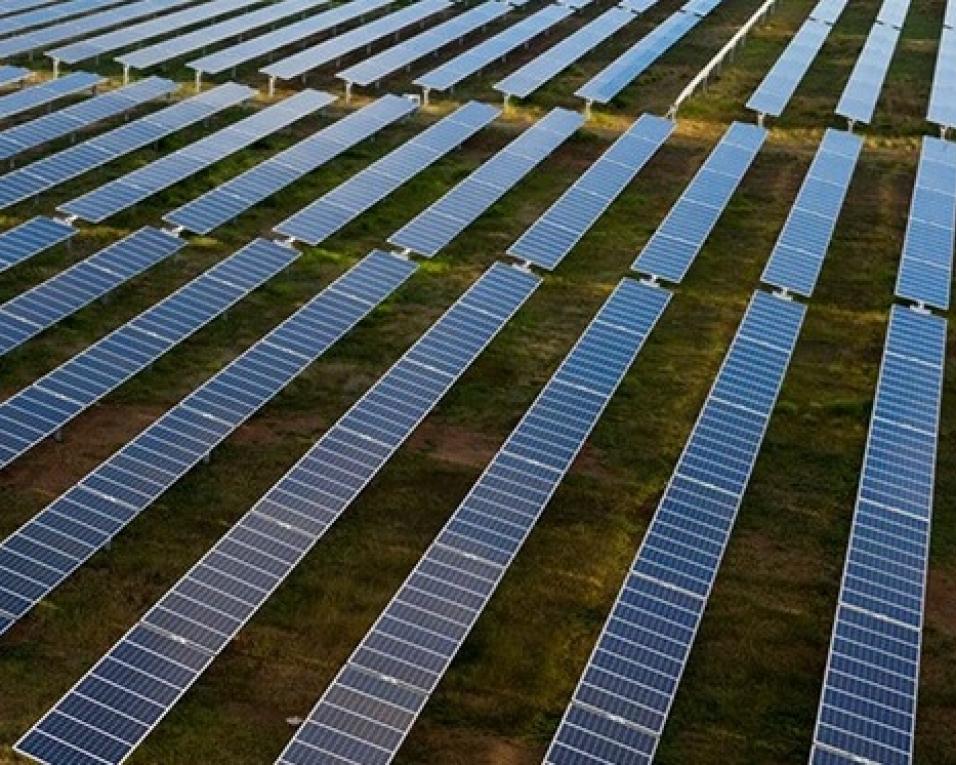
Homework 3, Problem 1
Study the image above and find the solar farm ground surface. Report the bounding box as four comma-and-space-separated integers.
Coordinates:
0, 0, 953, 762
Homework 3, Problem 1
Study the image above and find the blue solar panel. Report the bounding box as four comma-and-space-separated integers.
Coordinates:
809, 0, 848, 23
895, 136, 956, 310
60, 89, 333, 223
0, 216, 75, 274
836, 19, 904, 125
508, 113, 673, 270
928, 27, 956, 131
15, 261, 539, 765
0, 239, 299, 470
633, 121, 766, 283
544, 289, 805, 765
0, 76, 176, 162
337, 1, 513, 87
415, 4, 575, 92
276, 100, 500, 245
809, 306, 946, 765
190, 0, 395, 76
877, 0, 910, 28
262, 0, 451, 82
390, 107, 583, 256
0, 71, 102, 121
762, 128, 862, 296
0, 0, 127, 36
494, 7, 636, 99
0, 65, 30, 88
0, 250, 415, 642
166, 94, 416, 235
274, 277, 671, 765
0, 227, 184, 359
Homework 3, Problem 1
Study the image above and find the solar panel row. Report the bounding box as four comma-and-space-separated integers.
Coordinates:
836, 10, 908, 125
0, 250, 416, 648
508, 113, 673, 270
633, 120, 766, 283
494, 6, 637, 99
0, 227, 184, 359
277, 277, 671, 765
0, 0, 125, 36
0, 65, 31, 89
0, 238, 299, 471
576, 0, 721, 105
544, 290, 805, 765
337, 0, 513, 88
390, 106, 583, 256
115, 0, 333, 72
809, 0, 848, 24
809, 306, 947, 765
0, 216, 75, 274
877, 0, 909, 28
0, 71, 102, 122
60, 89, 334, 223
15, 261, 539, 765
762, 128, 862, 297
277, 100, 500, 245
262, 0, 452, 83
0, 0, 58, 18
895, 135, 956, 310
0, 81, 249, 213
0, 76, 176, 162
927, 26, 955, 129
415, 3, 576, 92
166, 94, 415, 235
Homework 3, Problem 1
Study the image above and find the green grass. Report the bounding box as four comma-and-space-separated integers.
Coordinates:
0, 0, 954, 763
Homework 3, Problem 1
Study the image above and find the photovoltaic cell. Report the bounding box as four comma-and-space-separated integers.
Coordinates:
895, 136, 956, 310
927, 26, 956, 129
508, 113, 673, 270
762, 128, 862, 296
0, 216, 75, 274
809, 306, 946, 765
60, 89, 333, 223
262, 0, 451, 82
0, 239, 299, 470
337, 0, 513, 87
494, 7, 637, 99
190, 0, 395, 75
415, 4, 575, 92
0, 250, 416, 642
836, 15, 906, 125
633, 120, 766, 283
276, 100, 500, 245
15, 262, 539, 765
166, 94, 415, 235
275, 277, 671, 765
390, 107, 583, 256
0, 72, 102, 121
544, 290, 805, 765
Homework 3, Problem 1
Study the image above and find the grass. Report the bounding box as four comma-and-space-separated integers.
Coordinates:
0, 0, 954, 762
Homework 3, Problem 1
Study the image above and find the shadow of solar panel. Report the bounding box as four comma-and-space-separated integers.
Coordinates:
276, 278, 670, 765
810, 306, 945, 765
0, 216, 75, 273
544, 290, 804, 765
836, 20, 903, 124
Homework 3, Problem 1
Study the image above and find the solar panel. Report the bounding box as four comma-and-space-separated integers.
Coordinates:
809, 0, 848, 23
508, 113, 673, 270
0, 0, 128, 36
0, 71, 102, 121
262, 0, 451, 83
337, 1, 513, 88
0, 65, 30, 88
762, 128, 862, 296
390, 107, 583, 256
544, 290, 805, 765
835, 20, 904, 125
895, 136, 956, 310
746, 19, 835, 117
0, 216, 75, 274
947, 0, 955, 28
0, 76, 176, 162
14, 261, 539, 765
190, 0, 395, 76
620, 0, 658, 13
114, 0, 333, 72
0, 0, 58, 17
809, 306, 946, 765
415, 4, 575, 92
494, 7, 636, 99
576, 4, 714, 104
877, 0, 909, 28
0, 250, 415, 641
633, 121, 766, 283
276, 100, 500, 245
60, 89, 333, 223
0, 81, 250, 213
0, 227, 185, 359
48, 0, 276, 65
166, 95, 414, 235
927, 26, 956, 129
274, 277, 671, 765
